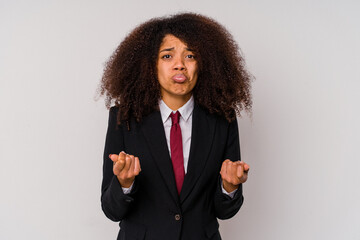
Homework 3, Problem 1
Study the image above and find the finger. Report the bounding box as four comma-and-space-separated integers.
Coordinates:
244, 163, 250, 173
128, 155, 135, 173
226, 161, 237, 182
237, 163, 244, 178
123, 154, 132, 172
134, 157, 141, 175
226, 161, 240, 185
113, 158, 126, 174
240, 161, 245, 169
231, 161, 241, 181
238, 162, 249, 183
225, 160, 232, 176
220, 159, 230, 175
231, 161, 239, 175
239, 161, 250, 173
118, 151, 126, 163
234, 160, 242, 165
113, 153, 126, 173
117, 151, 126, 167
109, 154, 118, 162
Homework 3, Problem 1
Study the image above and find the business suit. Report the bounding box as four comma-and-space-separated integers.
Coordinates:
101, 103, 244, 240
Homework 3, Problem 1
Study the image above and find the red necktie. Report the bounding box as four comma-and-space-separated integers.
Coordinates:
170, 111, 185, 195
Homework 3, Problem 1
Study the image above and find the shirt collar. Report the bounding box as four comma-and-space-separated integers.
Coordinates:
159, 95, 194, 124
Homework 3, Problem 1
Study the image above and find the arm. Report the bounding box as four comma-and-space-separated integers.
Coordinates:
100, 107, 139, 221
213, 118, 249, 220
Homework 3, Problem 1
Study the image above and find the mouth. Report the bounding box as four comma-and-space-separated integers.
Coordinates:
172, 74, 187, 83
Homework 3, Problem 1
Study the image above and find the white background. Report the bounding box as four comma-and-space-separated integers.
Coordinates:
1, 0, 359, 239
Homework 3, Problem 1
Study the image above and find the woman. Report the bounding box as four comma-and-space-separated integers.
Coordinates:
99, 13, 252, 240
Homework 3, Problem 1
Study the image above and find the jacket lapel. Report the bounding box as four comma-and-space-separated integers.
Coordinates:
180, 104, 216, 203
140, 111, 179, 205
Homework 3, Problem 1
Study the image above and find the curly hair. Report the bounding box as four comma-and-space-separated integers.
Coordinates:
99, 12, 252, 124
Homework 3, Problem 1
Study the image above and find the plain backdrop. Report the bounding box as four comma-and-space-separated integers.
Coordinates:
1, 0, 359, 239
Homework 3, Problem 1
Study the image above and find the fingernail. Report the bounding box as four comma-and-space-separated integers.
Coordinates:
109, 154, 112, 158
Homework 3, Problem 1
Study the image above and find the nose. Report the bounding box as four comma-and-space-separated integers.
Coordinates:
173, 57, 186, 71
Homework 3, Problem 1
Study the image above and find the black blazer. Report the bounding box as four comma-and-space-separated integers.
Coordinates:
101, 104, 244, 240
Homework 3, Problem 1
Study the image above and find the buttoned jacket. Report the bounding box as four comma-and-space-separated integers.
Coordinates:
101, 104, 244, 240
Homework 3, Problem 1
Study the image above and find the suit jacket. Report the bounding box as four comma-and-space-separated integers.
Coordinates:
101, 104, 244, 240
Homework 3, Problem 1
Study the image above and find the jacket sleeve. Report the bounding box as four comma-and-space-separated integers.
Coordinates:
213, 118, 244, 220
100, 107, 138, 222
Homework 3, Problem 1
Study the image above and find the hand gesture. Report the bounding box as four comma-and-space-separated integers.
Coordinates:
109, 151, 141, 188
220, 159, 250, 193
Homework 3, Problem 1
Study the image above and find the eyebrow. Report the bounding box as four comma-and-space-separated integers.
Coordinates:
159, 47, 194, 52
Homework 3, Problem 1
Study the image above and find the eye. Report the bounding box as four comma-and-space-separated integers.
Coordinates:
161, 54, 171, 59
186, 54, 195, 59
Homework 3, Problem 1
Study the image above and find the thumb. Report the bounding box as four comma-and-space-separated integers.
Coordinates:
236, 164, 244, 178
109, 154, 118, 162
244, 163, 250, 173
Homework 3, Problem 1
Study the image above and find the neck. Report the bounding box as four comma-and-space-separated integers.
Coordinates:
161, 94, 191, 111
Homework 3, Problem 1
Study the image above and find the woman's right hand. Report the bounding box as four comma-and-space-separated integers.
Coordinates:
109, 151, 141, 188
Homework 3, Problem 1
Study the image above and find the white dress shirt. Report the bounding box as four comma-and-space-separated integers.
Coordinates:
159, 95, 194, 173
122, 96, 236, 198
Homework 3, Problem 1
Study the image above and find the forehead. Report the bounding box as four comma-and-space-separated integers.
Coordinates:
159, 34, 189, 49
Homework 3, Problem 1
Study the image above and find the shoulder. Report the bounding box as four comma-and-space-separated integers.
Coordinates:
107, 106, 125, 132
196, 104, 236, 126
108, 106, 126, 126
108, 106, 156, 132
109, 106, 119, 115
108, 106, 119, 124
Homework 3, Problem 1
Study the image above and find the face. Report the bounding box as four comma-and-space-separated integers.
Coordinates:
156, 34, 198, 104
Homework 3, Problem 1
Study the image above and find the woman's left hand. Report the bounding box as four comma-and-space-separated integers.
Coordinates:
220, 160, 250, 193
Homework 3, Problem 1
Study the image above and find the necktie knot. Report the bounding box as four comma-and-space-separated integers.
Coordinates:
170, 111, 181, 125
